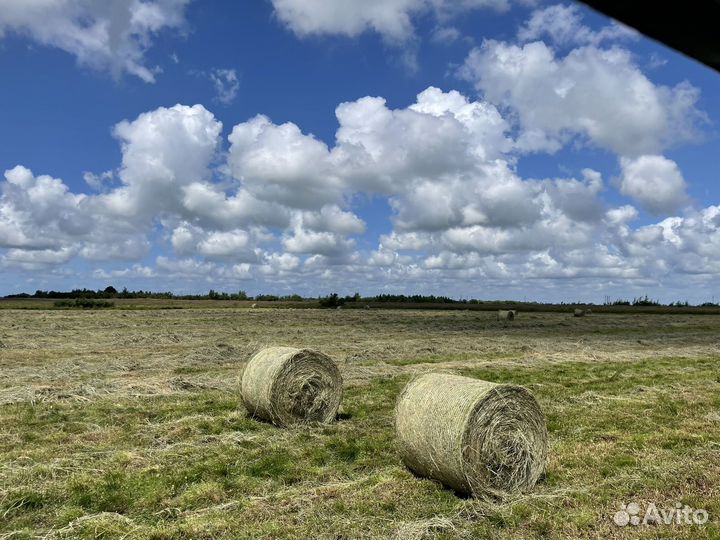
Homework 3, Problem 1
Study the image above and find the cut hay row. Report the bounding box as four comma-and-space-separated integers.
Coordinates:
395, 373, 548, 497
241, 347, 343, 427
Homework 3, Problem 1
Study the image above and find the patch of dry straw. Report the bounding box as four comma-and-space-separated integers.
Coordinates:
395, 373, 548, 498
241, 347, 342, 427
395, 516, 458, 540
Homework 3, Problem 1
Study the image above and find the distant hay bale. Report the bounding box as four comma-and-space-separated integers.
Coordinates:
586, 308, 592, 315
574, 309, 585, 317
497, 309, 515, 321
395, 373, 548, 497
251, 303, 257, 308
241, 347, 342, 427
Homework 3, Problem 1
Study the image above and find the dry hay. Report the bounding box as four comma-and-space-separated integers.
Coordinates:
395, 373, 548, 498
241, 347, 343, 427
497, 310, 515, 321
169, 377, 215, 392
184, 343, 249, 365
395, 516, 458, 540
52, 512, 139, 539
574, 309, 586, 317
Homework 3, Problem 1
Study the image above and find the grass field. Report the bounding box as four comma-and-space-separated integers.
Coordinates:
0, 307, 719, 539
3, 297, 720, 315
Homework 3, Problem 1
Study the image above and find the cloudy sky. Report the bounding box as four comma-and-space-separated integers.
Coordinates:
1, 0, 719, 302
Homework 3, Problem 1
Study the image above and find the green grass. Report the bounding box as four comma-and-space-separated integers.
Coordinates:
2, 358, 718, 538
0, 308, 718, 538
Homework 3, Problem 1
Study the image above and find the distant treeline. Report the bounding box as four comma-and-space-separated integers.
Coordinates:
7, 287, 170, 299
3, 288, 717, 309
6, 287, 244, 300
604, 295, 716, 308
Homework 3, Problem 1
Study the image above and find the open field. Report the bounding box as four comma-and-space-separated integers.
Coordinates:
3, 297, 720, 315
0, 307, 719, 538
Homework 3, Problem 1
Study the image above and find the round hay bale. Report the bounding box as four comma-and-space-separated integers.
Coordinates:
497, 309, 515, 321
241, 347, 342, 426
395, 373, 548, 497
251, 303, 257, 308
573, 308, 585, 317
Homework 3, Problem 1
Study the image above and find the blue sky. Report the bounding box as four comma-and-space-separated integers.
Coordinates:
1, 0, 719, 303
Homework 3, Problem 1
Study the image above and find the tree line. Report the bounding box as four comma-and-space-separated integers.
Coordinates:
3, 288, 717, 308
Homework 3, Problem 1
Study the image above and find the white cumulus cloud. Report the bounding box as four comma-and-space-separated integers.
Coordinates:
0, 73, 715, 299
459, 40, 704, 156
227, 115, 341, 209
209, 68, 240, 105
619, 155, 689, 215
106, 103, 222, 219
270, 0, 512, 70
271, 0, 510, 42
0, 0, 190, 82
517, 3, 636, 47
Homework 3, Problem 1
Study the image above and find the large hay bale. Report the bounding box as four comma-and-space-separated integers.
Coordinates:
395, 373, 548, 497
497, 309, 515, 321
241, 347, 342, 426
574, 308, 585, 317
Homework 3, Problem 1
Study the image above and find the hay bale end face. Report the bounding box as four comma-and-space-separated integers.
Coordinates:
574, 309, 586, 317
395, 373, 548, 497
497, 309, 515, 321
242, 347, 343, 427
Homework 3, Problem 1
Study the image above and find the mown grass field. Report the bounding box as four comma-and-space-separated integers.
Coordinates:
0, 306, 718, 539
